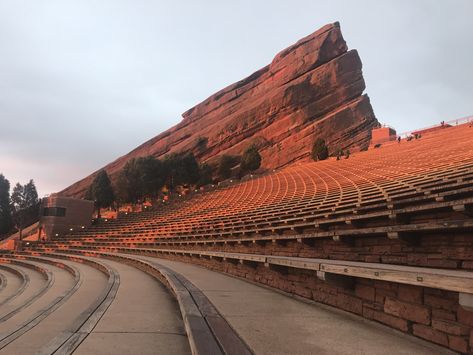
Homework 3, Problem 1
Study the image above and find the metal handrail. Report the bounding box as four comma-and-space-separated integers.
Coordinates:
397, 114, 473, 138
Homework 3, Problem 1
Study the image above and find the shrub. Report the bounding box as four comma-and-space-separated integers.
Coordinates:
311, 138, 329, 161
218, 155, 238, 180
240, 145, 261, 173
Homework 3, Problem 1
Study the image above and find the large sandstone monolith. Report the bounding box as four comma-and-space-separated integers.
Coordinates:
61, 22, 378, 198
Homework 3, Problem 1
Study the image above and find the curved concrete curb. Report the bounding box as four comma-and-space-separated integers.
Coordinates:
0, 255, 82, 348
0, 258, 53, 322
30, 252, 120, 355
0, 272, 7, 293
50, 249, 253, 355
0, 264, 29, 306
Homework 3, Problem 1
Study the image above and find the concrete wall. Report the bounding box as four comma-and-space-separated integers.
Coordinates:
371, 127, 397, 146
39, 196, 94, 239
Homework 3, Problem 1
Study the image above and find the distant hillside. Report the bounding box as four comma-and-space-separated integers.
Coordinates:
60, 22, 378, 198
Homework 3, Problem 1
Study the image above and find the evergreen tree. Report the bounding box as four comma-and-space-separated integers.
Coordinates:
240, 145, 261, 174
116, 159, 142, 203
0, 174, 12, 235
198, 163, 214, 186
11, 180, 40, 239
163, 152, 200, 188
137, 156, 164, 198
88, 170, 115, 217
311, 138, 329, 161
218, 155, 238, 180
24, 179, 38, 207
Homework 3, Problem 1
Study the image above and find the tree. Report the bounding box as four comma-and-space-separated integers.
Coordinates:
116, 159, 143, 204
11, 180, 40, 239
88, 170, 115, 217
11, 183, 27, 239
198, 163, 214, 186
137, 156, 165, 198
218, 155, 238, 180
240, 145, 261, 174
163, 152, 200, 188
311, 138, 329, 161
24, 180, 38, 207
0, 174, 12, 235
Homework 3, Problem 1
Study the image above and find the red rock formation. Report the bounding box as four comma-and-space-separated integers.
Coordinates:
61, 22, 378, 198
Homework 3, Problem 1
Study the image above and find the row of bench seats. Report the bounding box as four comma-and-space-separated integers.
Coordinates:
22, 123, 473, 353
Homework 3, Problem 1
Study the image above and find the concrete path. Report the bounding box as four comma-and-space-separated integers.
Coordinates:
0, 267, 25, 305
73, 258, 191, 355
0, 258, 107, 354
135, 255, 454, 355
0, 263, 48, 320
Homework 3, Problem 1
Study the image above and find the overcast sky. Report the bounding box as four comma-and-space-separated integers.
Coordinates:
1, 0, 472, 196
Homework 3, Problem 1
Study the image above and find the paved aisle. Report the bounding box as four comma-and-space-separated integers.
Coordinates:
0, 259, 107, 354
137, 256, 454, 355
73, 258, 191, 355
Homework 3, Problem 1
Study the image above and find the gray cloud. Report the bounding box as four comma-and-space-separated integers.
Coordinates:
1, 0, 472, 195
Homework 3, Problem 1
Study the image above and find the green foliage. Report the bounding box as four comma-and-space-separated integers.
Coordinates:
89, 170, 115, 209
116, 153, 202, 203
116, 159, 142, 203
24, 180, 38, 207
11, 179, 40, 237
198, 163, 214, 186
334, 147, 344, 161
345, 149, 350, 159
0, 174, 12, 235
311, 138, 329, 161
137, 156, 164, 197
240, 145, 261, 174
218, 155, 238, 180
163, 152, 200, 188
195, 136, 208, 152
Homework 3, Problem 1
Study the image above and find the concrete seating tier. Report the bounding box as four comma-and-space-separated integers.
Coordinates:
10, 249, 458, 355
16, 123, 473, 353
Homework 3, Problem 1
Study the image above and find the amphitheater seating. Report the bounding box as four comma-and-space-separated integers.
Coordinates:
1, 123, 472, 353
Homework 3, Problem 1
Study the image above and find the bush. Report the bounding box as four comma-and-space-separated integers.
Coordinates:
240, 145, 261, 173
197, 163, 214, 186
311, 138, 329, 161
194, 136, 208, 152
218, 155, 238, 180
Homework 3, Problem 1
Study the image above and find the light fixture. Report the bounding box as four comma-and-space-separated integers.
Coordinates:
81, 226, 85, 229
70, 228, 73, 231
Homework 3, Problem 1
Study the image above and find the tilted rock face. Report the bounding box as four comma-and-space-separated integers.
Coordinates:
60, 22, 378, 198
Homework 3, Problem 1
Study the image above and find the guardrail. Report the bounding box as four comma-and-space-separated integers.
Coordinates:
398, 114, 473, 138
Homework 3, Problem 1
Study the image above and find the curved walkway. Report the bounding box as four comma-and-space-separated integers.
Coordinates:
0, 256, 106, 353
133, 255, 455, 355
0, 250, 459, 354
71, 258, 190, 355
0, 259, 75, 352
0, 265, 28, 306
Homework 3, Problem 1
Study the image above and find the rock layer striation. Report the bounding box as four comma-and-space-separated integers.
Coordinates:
61, 22, 378, 197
